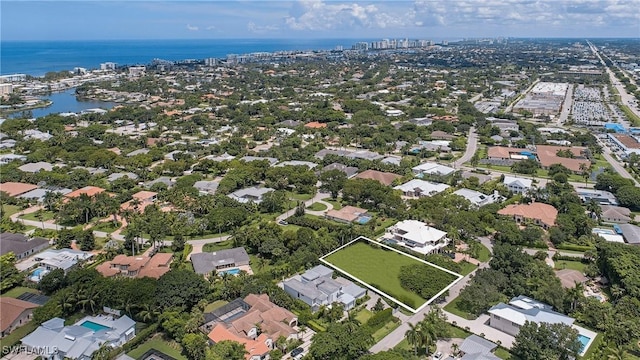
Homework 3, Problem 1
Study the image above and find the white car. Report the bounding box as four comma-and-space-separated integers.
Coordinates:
432, 352, 444, 360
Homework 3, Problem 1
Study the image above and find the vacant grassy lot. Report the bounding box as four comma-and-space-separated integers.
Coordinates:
324, 241, 455, 310
202, 240, 234, 252
204, 300, 229, 313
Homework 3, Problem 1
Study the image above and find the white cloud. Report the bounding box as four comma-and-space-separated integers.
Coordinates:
247, 21, 279, 33
284, 0, 384, 30
186, 24, 199, 31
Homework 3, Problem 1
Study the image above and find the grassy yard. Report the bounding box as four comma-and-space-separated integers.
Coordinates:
204, 300, 229, 313
127, 336, 187, 360
355, 308, 373, 324
458, 261, 478, 276
307, 202, 328, 211
249, 254, 272, 274
20, 210, 56, 221
288, 192, 314, 201
1, 204, 22, 217
202, 240, 234, 252
475, 243, 492, 262
620, 103, 640, 126
1, 286, 39, 298
494, 347, 512, 359
325, 198, 343, 210
324, 241, 456, 310
443, 296, 477, 320
554, 260, 588, 272
372, 320, 401, 342
92, 221, 121, 233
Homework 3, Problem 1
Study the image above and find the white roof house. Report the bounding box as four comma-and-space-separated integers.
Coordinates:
394, 179, 450, 198
503, 176, 533, 194
412, 162, 456, 176
487, 295, 597, 356
19, 161, 54, 173
453, 189, 503, 207
383, 220, 449, 255
21, 315, 136, 360
275, 160, 318, 169
227, 186, 275, 204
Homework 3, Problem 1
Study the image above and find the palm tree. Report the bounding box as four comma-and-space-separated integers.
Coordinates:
610, 284, 625, 301
419, 320, 438, 355
405, 322, 421, 356
138, 303, 159, 323
568, 281, 584, 311
607, 344, 630, 360
586, 199, 602, 221
451, 343, 460, 356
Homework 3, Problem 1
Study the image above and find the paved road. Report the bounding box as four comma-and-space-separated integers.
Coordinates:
454, 127, 477, 168
557, 83, 574, 125
589, 41, 640, 119
598, 139, 639, 185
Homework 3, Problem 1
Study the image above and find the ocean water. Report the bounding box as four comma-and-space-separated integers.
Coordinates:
1, 38, 362, 76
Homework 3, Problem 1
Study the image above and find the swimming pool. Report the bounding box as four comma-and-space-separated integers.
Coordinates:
356, 216, 372, 224
219, 268, 241, 276
31, 268, 45, 276
80, 320, 111, 332
578, 334, 591, 352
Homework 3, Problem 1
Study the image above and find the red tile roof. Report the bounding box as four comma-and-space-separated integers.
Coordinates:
535, 145, 590, 172
355, 170, 402, 186
498, 202, 558, 228
64, 186, 106, 198
304, 121, 327, 129
0, 297, 38, 333
0, 182, 37, 197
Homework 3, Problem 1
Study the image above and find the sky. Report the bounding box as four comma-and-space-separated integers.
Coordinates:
2, 0, 639, 41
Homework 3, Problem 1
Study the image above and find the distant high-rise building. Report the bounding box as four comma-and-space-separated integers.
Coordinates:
100, 62, 117, 70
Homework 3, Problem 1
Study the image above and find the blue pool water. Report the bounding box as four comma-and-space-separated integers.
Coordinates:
80, 321, 110, 332
356, 216, 372, 224
31, 268, 44, 277
578, 334, 591, 352
220, 268, 241, 276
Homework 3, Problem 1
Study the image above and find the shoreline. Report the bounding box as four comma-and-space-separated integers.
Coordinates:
0, 100, 53, 115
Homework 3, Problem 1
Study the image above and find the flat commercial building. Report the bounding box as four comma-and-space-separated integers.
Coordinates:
513, 82, 568, 116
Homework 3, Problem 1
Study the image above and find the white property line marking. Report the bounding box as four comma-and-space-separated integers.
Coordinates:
320, 236, 463, 314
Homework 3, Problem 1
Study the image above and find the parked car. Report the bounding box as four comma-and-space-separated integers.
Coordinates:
432, 352, 444, 360
291, 347, 304, 358
278, 220, 288, 225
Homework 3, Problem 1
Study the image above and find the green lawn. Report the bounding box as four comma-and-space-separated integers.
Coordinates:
458, 261, 478, 276
1, 204, 22, 217
20, 210, 56, 221
372, 320, 401, 342
324, 241, 456, 310
494, 347, 512, 359
1, 286, 39, 298
249, 254, 272, 274
325, 198, 343, 210
204, 300, 229, 313
554, 260, 587, 272
127, 337, 187, 360
475, 243, 491, 262
92, 221, 122, 233
288, 192, 314, 201
202, 240, 234, 252
355, 308, 373, 324
307, 202, 328, 211
443, 296, 477, 320
620, 104, 640, 126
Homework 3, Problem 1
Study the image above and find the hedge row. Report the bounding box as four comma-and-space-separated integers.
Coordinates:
366, 308, 394, 332
556, 244, 594, 252
287, 215, 345, 232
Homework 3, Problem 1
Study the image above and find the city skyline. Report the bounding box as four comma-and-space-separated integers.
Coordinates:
2, 0, 639, 41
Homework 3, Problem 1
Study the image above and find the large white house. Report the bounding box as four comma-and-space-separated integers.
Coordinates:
488, 296, 597, 356
21, 315, 136, 360
282, 265, 366, 311
453, 189, 504, 207
503, 176, 533, 194
412, 162, 456, 177
394, 179, 450, 198
383, 220, 449, 255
